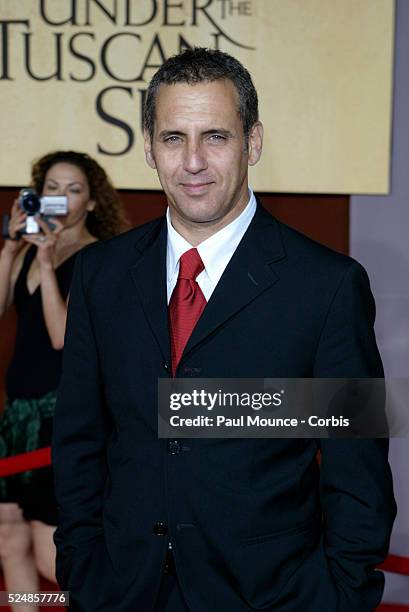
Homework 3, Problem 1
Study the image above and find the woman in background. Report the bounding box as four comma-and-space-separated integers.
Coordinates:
0, 151, 127, 611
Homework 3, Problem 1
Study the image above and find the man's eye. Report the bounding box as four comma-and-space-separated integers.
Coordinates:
208, 134, 226, 142
165, 136, 182, 144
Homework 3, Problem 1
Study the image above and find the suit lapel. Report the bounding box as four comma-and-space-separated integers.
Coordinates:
182, 204, 286, 362
129, 218, 171, 365
128, 204, 286, 370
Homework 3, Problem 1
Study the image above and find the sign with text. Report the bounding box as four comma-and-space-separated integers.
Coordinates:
0, 0, 394, 193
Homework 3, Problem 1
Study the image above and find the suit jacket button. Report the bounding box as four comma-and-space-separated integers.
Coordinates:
153, 522, 168, 536
168, 440, 181, 455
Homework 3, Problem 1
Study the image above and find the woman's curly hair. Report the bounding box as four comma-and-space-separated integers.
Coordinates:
31, 151, 128, 240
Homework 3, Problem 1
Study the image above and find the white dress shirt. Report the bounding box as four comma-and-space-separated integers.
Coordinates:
166, 189, 257, 303
166, 190, 256, 551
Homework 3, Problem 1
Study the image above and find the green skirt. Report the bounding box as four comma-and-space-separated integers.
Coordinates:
0, 391, 58, 524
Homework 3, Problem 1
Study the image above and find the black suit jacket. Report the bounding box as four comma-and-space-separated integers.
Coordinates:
52, 202, 396, 611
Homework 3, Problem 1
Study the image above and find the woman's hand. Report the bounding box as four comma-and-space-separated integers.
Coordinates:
2, 200, 27, 256
22, 216, 64, 268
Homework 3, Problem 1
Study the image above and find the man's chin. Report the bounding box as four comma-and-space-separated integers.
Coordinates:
174, 203, 222, 226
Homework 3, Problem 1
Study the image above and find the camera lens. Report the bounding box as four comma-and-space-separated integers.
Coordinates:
19, 189, 41, 215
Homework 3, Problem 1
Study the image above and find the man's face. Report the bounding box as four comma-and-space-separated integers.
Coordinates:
144, 80, 262, 236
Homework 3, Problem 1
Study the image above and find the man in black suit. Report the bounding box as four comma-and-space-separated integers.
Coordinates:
52, 48, 396, 611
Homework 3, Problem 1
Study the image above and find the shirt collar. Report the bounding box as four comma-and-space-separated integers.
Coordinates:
166, 189, 257, 285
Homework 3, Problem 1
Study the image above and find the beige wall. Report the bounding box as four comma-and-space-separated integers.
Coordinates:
0, 0, 395, 193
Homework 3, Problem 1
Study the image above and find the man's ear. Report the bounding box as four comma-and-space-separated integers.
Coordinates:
144, 129, 156, 169
247, 121, 263, 167
87, 199, 96, 212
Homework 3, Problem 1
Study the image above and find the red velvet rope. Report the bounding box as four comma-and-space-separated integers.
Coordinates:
380, 554, 409, 576
0, 446, 51, 476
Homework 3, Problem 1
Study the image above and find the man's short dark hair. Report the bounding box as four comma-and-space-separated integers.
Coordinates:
144, 47, 259, 143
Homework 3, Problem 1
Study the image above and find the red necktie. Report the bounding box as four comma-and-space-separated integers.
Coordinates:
169, 248, 207, 376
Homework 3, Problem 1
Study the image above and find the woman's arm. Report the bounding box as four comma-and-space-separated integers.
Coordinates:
0, 201, 28, 317
0, 246, 16, 317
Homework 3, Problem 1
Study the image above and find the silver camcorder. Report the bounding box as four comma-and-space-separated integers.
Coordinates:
18, 188, 68, 234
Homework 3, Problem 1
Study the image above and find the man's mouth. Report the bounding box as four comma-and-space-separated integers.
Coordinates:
180, 181, 214, 194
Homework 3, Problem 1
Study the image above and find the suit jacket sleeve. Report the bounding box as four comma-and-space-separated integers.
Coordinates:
313, 261, 396, 611
52, 250, 114, 607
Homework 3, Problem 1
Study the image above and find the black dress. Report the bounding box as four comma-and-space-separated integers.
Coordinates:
0, 246, 77, 525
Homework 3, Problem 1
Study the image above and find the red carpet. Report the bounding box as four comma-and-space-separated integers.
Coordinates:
378, 606, 409, 611
0, 572, 65, 610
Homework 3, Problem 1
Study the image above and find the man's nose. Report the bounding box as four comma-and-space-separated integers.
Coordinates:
182, 142, 208, 174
